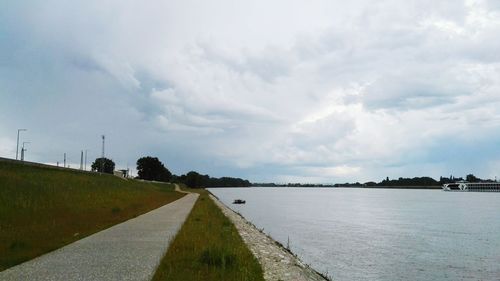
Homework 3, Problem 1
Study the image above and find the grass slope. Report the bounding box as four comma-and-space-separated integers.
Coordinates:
152, 189, 264, 281
0, 161, 184, 271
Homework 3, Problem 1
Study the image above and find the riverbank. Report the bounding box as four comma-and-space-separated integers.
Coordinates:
209, 193, 330, 281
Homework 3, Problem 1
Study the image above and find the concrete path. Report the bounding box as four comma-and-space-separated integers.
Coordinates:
174, 184, 190, 194
0, 191, 199, 281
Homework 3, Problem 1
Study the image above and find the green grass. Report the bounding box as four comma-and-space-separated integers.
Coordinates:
152, 188, 264, 281
0, 161, 185, 271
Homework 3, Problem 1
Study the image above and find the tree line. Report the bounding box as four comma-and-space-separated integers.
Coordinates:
173, 172, 251, 188
90, 156, 250, 188
338, 174, 494, 188
89, 157, 492, 188
254, 174, 494, 188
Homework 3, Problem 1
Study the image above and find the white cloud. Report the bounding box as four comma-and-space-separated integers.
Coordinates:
2, 0, 500, 182
306, 165, 362, 177
0, 137, 16, 158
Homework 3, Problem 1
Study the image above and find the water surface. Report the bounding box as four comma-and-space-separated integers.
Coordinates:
208, 187, 500, 281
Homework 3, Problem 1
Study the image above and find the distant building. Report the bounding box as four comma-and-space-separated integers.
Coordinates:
114, 169, 129, 178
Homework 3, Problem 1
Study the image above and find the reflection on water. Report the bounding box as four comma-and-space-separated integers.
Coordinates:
208, 187, 500, 281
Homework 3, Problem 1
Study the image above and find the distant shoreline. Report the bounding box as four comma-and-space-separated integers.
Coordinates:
353, 185, 441, 189
251, 185, 442, 189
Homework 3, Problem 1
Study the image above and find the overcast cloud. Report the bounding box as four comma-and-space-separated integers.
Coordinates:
1, 0, 500, 183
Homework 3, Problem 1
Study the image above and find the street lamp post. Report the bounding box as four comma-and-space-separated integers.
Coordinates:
16, 129, 27, 160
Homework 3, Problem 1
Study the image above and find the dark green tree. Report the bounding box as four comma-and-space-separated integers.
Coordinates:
136, 156, 172, 182
466, 174, 480, 182
177, 171, 250, 188
185, 171, 207, 188
91, 157, 115, 174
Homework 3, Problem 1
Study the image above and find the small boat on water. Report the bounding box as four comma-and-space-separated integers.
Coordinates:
233, 199, 246, 204
443, 182, 500, 192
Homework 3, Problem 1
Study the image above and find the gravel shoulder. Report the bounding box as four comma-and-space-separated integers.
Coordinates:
0, 192, 199, 281
209, 194, 329, 281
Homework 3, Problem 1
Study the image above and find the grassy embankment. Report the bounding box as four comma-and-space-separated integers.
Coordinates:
0, 161, 185, 271
153, 188, 264, 281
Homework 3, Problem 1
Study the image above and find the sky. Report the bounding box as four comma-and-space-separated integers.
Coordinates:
1, 0, 500, 183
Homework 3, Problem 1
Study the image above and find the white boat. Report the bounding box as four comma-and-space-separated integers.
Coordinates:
442, 182, 500, 192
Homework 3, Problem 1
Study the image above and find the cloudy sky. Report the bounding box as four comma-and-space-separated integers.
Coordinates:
1, 0, 500, 183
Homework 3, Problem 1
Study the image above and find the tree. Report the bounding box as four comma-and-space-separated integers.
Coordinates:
136, 156, 172, 182
466, 174, 480, 182
177, 171, 251, 188
91, 157, 115, 174
184, 171, 207, 188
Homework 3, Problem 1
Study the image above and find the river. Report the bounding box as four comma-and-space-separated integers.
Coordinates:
208, 187, 500, 281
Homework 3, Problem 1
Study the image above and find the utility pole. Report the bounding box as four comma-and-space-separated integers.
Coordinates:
21, 141, 30, 161
16, 129, 27, 160
101, 135, 105, 173
84, 149, 88, 171
80, 150, 84, 170
64, 153, 66, 168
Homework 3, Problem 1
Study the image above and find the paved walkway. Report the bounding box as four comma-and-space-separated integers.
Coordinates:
0, 190, 199, 281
